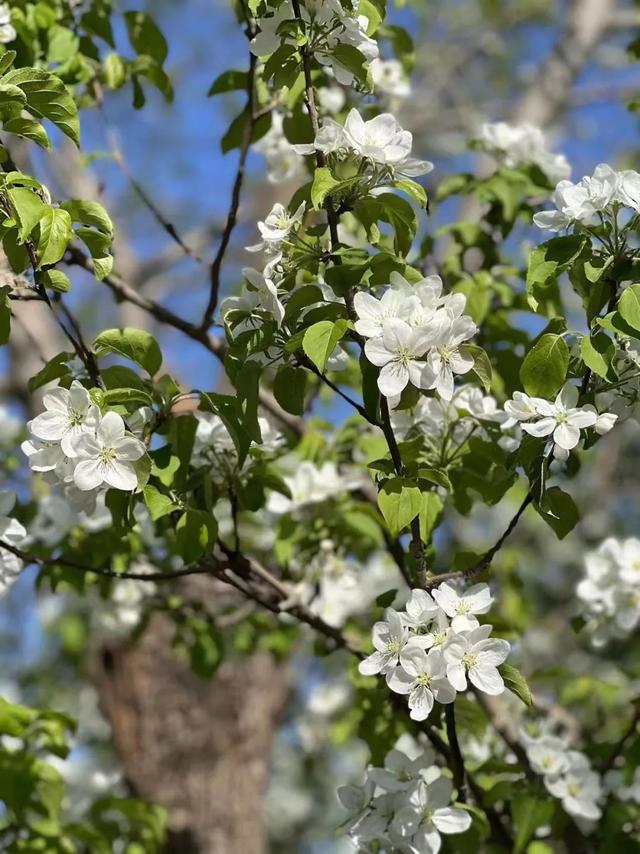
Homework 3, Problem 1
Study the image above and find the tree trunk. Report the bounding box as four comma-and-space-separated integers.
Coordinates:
94, 592, 290, 854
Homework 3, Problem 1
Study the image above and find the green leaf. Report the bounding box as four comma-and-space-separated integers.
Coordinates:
535, 486, 579, 539
27, 352, 72, 391
143, 485, 178, 521
102, 52, 127, 89
39, 270, 71, 293
394, 178, 427, 208
331, 44, 370, 88
512, 795, 555, 853
221, 108, 271, 154
273, 364, 307, 416
175, 509, 217, 563
580, 332, 615, 380
499, 663, 532, 707
377, 477, 422, 537
302, 319, 350, 372
311, 166, 340, 210
419, 492, 444, 541
102, 387, 153, 406
617, 284, 640, 335
208, 69, 247, 96
37, 207, 73, 266
2, 67, 80, 145
124, 11, 168, 64
6, 187, 45, 240
520, 333, 568, 398
3, 116, 50, 149
94, 328, 162, 375
526, 234, 585, 314
172, 614, 224, 679
463, 343, 492, 392
0, 51, 16, 75
235, 360, 262, 443
59, 199, 113, 236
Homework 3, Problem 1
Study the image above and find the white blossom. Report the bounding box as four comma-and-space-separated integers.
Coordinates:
517, 382, 598, 450
359, 608, 413, 676
266, 460, 360, 515
0, 491, 26, 594
29, 381, 100, 457
0, 4, 15, 44
576, 536, 640, 645
533, 163, 634, 232
354, 288, 420, 338
392, 777, 471, 852
431, 582, 492, 632
424, 313, 477, 401
544, 752, 602, 820
387, 647, 456, 720
254, 112, 306, 184
246, 202, 305, 257
239, 267, 286, 326
371, 58, 411, 99
364, 318, 438, 398
477, 121, 571, 184
443, 624, 510, 695
296, 108, 433, 179
71, 412, 145, 492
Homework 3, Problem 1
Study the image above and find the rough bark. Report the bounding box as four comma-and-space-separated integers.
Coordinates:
94, 580, 290, 854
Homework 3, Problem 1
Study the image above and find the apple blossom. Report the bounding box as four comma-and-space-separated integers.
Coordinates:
514, 382, 600, 451
443, 624, 510, 695
0, 4, 15, 44
387, 647, 456, 720
364, 318, 438, 397
391, 777, 471, 852
0, 490, 26, 594
71, 412, 146, 492
29, 381, 100, 457
432, 581, 493, 632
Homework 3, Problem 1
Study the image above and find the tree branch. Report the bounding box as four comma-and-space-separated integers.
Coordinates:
201, 31, 257, 329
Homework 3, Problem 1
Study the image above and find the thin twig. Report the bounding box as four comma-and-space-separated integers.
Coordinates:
445, 704, 467, 801
201, 28, 257, 329
426, 491, 533, 589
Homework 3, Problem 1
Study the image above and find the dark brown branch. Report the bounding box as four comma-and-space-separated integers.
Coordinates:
201, 35, 257, 329
445, 704, 467, 801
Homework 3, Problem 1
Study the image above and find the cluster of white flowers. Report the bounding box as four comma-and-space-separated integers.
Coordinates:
359, 584, 511, 719
604, 766, 640, 805
0, 490, 26, 594
251, 0, 378, 87
246, 200, 306, 281
192, 411, 283, 469
293, 544, 397, 628
476, 121, 571, 185
267, 460, 361, 515
338, 737, 471, 853
522, 731, 602, 822
533, 163, 640, 232
254, 112, 306, 184
295, 107, 432, 180
390, 384, 515, 450
93, 560, 157, 638
0, 4, 15, 44
370, 58, 411, 99
356, 272, 476, 400
22, 382, 146, 511
504, 383, 616, 460
576, 537, 640, 647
